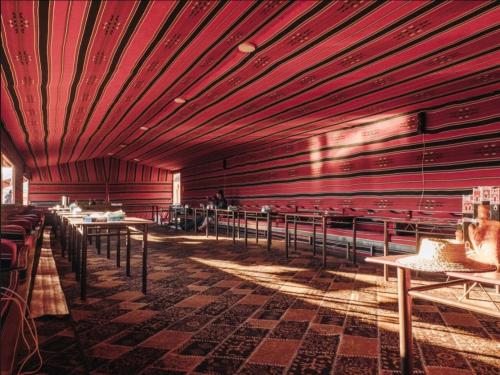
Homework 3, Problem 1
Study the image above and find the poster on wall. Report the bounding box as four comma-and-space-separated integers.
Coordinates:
490, 186, 499, 221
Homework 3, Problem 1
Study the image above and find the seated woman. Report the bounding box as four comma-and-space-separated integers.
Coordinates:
467, 204, 500, 268
198, 190, 228, 231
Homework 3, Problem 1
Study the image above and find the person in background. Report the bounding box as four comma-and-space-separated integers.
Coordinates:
198, 190, 228, 231
467, 204, 500, 266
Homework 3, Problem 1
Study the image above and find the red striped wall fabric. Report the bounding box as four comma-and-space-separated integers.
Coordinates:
29, 158, 172, 208
182, 94, 500, 216
1, 1, 499, 214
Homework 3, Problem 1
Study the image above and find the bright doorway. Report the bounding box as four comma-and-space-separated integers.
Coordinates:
173, 172, 181, 205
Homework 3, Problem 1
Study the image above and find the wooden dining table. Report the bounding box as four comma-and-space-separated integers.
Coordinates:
66, 216, 153, 300
366, 254, 498, 375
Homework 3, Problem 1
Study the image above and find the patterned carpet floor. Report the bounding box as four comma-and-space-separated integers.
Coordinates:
25, 226, 499, 374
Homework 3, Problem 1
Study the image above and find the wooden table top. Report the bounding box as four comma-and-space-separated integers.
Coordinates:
366, 255, 498, 276
68, 217, 153, 226
365, 255, 411, 267
446, 270, 500, 285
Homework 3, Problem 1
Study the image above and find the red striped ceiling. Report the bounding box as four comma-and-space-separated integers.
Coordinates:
1, 0, 499, 175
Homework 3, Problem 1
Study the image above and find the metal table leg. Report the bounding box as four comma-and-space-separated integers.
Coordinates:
244, 212, 248, 246
285, 216, 289, 258
312, 218, 316, 256
107, 229, 111, 259
256, 217, 259, 244
383, 221, 389, 281
322, 216, 327, 267
267, 212, 271, 252
80, 226, 88, 300
126, 227, 131, 277
142, 224, 148, 294
116, 228, 121, 267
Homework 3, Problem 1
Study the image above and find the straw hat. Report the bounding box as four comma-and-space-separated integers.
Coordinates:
396, 237, 497, 272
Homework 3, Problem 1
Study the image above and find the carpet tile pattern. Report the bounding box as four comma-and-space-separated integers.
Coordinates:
24, 226, 500, 374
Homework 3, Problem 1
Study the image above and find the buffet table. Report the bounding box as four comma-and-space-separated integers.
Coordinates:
63, 215, 153, 300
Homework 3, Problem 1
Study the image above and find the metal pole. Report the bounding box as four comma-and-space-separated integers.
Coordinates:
75, 226, 81, 280
244, 211, 248, 246
126, 227, 131, 277
267, 212, 271, 252
194, 208, 198, 233
322, 215, 327, 267
285, 215, 289, 258
142, 224, 148, 294
80, 226, 88, 300
116, 228, 121, 268
237, 211, 241, 239
215, 209, 219, 240
384, 221, 389, 281
293, 215, 297, 252
106, 228, 111, 259
232, 211, 236, 244
96, 227, 101, 254
256, 216, 259, 244
352, 218, 357, 266
206, 209, 209, 238
312, 217, 316, 256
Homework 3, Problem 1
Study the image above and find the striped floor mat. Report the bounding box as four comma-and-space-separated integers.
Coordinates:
29, 228, 69, 318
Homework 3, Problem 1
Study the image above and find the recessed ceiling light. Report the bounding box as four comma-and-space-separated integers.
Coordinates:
238, 42, 256, 53
174, 97, 186, 104
139, 126, 149, 131
133, 158, 140, 162
108, 152, 114, 156
120, 144, 127, 148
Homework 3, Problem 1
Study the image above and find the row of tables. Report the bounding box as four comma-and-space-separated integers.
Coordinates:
167, 207, 458, 271
53, 209, 153, 300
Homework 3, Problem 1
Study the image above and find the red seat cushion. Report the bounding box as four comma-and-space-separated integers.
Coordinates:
0, 239, 17, 268
6, 219, 32, 234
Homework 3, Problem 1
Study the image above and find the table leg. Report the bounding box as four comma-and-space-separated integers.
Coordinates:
312, 218, 316, 256
206, 210, 209, 238
244, 212, 248, 246
322, 216, 327, 267
126, 227, 131, 277
116, 228, 121, 268
215, 210, 219, 240
194, 209, 198, 233
142, 225, 148, 294
285, 217, 289, 258
61, 218, 66, 256
352, 218, 357, 266
107, 229, 111, 259
81, 226, 88, 300
67, 225, 72, 262
267, 213, 271, 252
383, 221, 389, 281
75, 228, 81, 281
96, 227, 101, 255
397, 267, 413, 375
293, 217, 297, 252
237, 213, 241, 239
232, 212, 236, 244
256, 217, 259, 244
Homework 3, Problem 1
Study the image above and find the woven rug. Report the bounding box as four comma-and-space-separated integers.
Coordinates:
21, 226, 500, 374
29, 228, 69, 318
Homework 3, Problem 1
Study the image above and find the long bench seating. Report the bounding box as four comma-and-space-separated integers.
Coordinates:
0, 208, 45, 375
